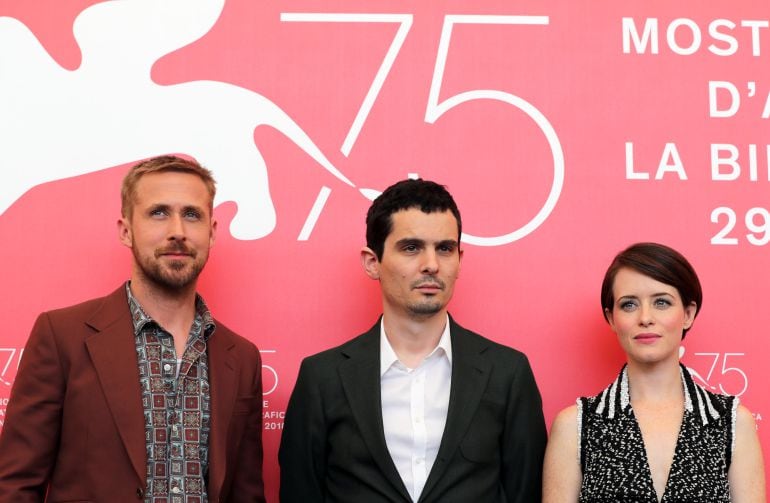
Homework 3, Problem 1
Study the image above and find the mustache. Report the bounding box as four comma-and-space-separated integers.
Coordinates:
410, 276, 445, 290
155, 242, 196, 258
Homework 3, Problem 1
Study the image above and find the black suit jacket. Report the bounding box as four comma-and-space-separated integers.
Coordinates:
278, 316, 546, 502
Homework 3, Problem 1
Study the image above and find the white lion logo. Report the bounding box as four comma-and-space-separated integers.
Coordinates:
0, 0, 354, 239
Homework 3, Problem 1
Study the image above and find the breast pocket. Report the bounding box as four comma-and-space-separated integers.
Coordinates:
459, 398, 504, 463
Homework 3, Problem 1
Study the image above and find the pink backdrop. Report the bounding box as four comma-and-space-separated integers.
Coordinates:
1, 1, 768, 500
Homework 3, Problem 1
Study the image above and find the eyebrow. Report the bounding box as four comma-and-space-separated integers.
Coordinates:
617, 292, 674, 301
394, 238, 458, 248
395, 238, 425, 248
147, 203, 205, 213
147, 203, 170, 212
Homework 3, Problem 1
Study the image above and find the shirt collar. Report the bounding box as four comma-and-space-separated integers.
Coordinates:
379, 315, 452, 376
124, 281, 216, 339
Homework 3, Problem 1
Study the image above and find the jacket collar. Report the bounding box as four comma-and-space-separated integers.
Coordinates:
84, 285, 147, 484
83, 284, 237, 497
337, 315, 493, 502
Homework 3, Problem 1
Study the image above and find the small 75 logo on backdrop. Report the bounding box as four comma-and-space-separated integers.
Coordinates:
682, 347, 749, 397
0, 347, 24, 428
0, 347, 23, 388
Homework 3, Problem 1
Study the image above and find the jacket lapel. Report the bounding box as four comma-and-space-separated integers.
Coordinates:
84, 285, 146, 484
419, 318, 491, 501
338, 322, 412, 502
205, 325, 237, 498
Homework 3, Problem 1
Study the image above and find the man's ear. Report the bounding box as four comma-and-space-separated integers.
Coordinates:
209, 217, 217, 248
361, 247, 380, 280
117, 216, 132, 248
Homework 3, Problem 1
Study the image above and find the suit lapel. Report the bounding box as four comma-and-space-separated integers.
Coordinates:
84, 286, 146, 484
419, 319, 491, 501
205, 325, 237, 498
338, 322, 412, 502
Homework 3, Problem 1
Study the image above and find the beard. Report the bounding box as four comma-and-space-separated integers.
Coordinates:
133, 241, 207, 291
407, 299, 443, 317
406, 276, 447, 317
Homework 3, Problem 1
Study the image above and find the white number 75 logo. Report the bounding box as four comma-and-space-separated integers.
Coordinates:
282, 13, 564, 246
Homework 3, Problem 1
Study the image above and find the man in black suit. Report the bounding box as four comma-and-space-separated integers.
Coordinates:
279, 179, 546, 502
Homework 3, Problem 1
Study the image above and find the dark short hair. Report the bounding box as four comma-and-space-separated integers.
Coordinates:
600, 242, 702, 337
121, 155, 216, 218
365, 179, 461, 260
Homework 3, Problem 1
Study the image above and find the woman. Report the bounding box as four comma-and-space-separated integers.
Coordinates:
543, 242, 765, 502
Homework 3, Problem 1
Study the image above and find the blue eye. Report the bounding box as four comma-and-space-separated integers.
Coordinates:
620, 301, 637, 312
654, 298, 672, 308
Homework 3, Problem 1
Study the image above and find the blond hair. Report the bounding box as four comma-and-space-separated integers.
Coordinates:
120, 155, 216, 218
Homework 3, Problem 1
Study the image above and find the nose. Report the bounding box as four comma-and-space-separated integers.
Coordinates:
420, 249, 439, 275
638, 303, 654, 326
167, 214, 187, 241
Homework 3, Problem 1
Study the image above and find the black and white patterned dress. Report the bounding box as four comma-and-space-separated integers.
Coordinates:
577, 364, 737, 502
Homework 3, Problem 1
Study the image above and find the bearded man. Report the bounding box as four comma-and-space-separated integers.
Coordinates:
0, 156, 265, 503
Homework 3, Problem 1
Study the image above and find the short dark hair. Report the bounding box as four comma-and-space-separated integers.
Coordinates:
365, 179, 461, 260
600, 242, 702, 337
121, 155, 216, 218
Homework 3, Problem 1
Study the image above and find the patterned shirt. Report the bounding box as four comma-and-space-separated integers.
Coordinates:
127, 283, 215, 503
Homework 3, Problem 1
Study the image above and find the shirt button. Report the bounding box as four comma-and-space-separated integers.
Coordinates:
164, 363, 172, 372
172, 486, 181, 494
136, 487, 144, 498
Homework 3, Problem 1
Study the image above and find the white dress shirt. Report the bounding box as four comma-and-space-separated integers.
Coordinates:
380, 318, 452, 502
